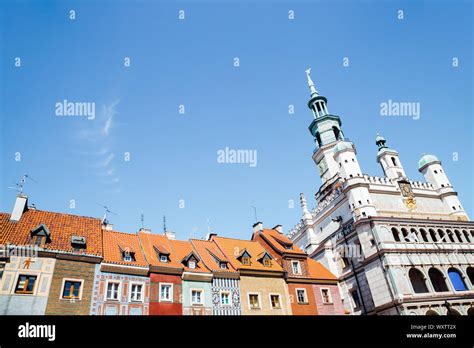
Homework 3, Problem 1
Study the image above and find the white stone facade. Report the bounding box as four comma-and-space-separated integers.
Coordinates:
287, 71, 474, 315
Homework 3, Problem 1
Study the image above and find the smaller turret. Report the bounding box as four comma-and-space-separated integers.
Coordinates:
376, 134, 406, 179
418, 154, 468, 219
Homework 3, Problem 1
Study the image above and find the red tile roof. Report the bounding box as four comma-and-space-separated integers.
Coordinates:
254, 227, 338, 282
0, 209, 103, 257
213, 236, 284, 273
257, 228, 306, 255
138, 232, 210, 274
103, 230, 148, 267
190, 239, 238, 274
0, 213, 16, 245
307, 258, 337, 281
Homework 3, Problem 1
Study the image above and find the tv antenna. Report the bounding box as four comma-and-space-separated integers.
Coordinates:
163, 215, 167, 233
207, 218, 213, 234
8, 174, 37, 195
141, 213, 145, 229
251, 206, 258, 223
97, 203, 117, 224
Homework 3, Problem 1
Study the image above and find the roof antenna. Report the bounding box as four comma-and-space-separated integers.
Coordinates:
140, 213, 145, 229
8, 174, 37, 195
163, 215, 167, 233
207, 218, 213, 234
251, 205, 258, 223
97, 203, 117, 224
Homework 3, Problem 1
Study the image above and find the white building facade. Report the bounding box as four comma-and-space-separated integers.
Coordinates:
287, 69, 474, 315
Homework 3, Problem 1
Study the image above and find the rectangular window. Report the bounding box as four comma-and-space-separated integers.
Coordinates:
296, 289, 308, 304
292, 261, 302, 275
62, 280, 82, 299
220, 262, 227, 269
160, 284, 172, 302
248, 293, 260, 309
106, 282, 120, 300
191, 289, 203, 305
270, 294, 281, 309
33, 236, 45, 247
188, 260, 196, 269
130, 283, 143, 302
160, 255, 168, 263
351, 289, 361, 308
263, 258, 271, 267
15, 275, 37, 294
242, 257, 250, 265
220, 291, 231, 306
0, 263, 4, 279
321, 288, 332, 304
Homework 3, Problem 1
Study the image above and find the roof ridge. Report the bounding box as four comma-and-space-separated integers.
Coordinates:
22, 209, 102, 222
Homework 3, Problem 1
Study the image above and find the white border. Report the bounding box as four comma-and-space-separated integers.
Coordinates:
291, 260, 302, 275
247, 292, 261, 310
159, 282, 173, 302
128, 281, 145, 303
190, 288, 204, 305
104, 279, 121, 301
295, 288, 308, 304
268, 293, 282, 309
320, 287, 333, 304
59, 278, 84, 301
219, 290, 232, 307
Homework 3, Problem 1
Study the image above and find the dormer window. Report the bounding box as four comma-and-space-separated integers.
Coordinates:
257, 251, 273, 267
237, 249, 252, 266
160, 255, 168, 263
219, 262, 227, 270
30, 224, 51, 248
71, 236, 87, 252
122, 250, 135, 262
188, 260, 196, 269
292, 261, 302, 275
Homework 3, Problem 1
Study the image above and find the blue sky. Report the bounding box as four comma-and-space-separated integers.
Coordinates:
1, 0, 472, 240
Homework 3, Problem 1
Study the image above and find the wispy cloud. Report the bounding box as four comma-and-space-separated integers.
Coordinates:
77, 100, 121, 186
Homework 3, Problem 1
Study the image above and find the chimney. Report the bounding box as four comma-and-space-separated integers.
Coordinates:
273, 225, 283, 233
139, 228, 152, 234
10, 194, 28, 222
252, 221, 263, 233
164, 230, 176, 240
206, 233, 217, 241
102, 222, 114, 231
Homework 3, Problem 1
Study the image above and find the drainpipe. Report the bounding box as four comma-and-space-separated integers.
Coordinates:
369, 220, 401, 315
340, 220, 368, 315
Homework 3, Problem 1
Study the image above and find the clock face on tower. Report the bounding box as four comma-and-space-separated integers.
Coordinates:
398, 181, 413, 197
318, 158, 328, 176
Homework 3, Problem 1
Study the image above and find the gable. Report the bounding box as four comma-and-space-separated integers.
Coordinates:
30, 224, 51, 238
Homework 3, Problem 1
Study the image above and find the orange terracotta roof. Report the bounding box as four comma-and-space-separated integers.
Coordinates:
138, 232, 210, 274
0, 213, 16, 245
103, 230, 147, 267
258, 228, 306, 255
139, 232, 182, 270
213, 236, 284, 272
0, 209, 103, 257
169, 239, 210, 273
190, 239, 238, 274
307, 258, 337, 281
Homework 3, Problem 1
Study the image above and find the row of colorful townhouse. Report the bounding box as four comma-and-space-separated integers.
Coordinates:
0, 195, 344, 315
